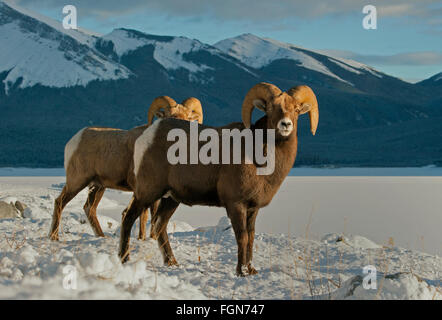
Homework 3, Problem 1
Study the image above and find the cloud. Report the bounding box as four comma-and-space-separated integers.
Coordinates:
378, 4, 414, 17
319, 49, 442, 66
12, 0, 442, 24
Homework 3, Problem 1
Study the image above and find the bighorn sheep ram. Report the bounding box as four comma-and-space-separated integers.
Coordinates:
49, 96, 203, 241
118, 82, 319, 276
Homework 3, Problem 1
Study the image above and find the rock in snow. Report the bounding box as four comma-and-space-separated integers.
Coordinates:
0, 201, 22, 219
331, 273, 441, 300
322, 233, 381, 249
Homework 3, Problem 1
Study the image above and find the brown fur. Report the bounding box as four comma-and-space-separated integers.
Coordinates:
49, 97, 203, 241
119, 83, 319, 276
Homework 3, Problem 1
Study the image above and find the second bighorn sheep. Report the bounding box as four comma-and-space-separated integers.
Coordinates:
49, 96, 203, 241
118, 82, 319, 276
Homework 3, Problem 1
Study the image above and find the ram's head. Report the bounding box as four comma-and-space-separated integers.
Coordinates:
148, 96, 203, 125
242, 82, 318, 138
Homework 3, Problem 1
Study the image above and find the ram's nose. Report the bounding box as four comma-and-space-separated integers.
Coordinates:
280, 119, 292, 129
277, 118, 293, 136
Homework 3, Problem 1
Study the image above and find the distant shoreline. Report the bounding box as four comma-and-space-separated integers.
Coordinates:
1, 166, 442, 177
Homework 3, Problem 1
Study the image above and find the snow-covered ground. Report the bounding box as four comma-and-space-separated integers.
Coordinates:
0, 175, 441, 299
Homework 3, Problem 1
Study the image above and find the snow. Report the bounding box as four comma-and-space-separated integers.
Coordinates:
2, 166, 442, 177
0, 168, 66, 176
0, 178, 441, 299
0, 2, 390, 93
322, 233, 381, 249
329, 56, 383, 78
319, 51, 384, 78
289, 165, 442, 176
0, 1, 131, 93
327, 58, 362, 75
102, 29, 212, 74
214, 34, 353, 85
2, 0, 100, 46
0, 195, 19, 204
100, 29, 147, 57
330, 273, 441, 300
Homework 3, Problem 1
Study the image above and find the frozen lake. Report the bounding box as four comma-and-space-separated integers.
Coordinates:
0, 167, 441, 256
1, 166, 442, 176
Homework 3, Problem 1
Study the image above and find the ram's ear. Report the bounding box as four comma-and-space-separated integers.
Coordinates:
155, 109, 166, 118
253, 99, 267, 112
287, 85, 319, 135
297, 103, 311, 115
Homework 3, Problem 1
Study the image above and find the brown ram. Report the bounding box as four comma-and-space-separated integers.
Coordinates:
49, 96, 203, 241
119, 82, 318, 276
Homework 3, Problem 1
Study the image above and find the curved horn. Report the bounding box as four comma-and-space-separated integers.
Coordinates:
242, 82, 282, 129
287, 85, 319, 135
182, 97, 203, 124
147, 96, 177, 125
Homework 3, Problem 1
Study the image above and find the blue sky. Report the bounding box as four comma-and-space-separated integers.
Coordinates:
12, 0, 442, 82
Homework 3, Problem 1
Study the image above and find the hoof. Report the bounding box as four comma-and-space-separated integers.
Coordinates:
138, 234, 147, 241
247, 265, 258, 275
149, 227, 159, 240
165, 258, 179, 267
119, 253, 130, 264
149, 232, 159, 240
236, 265, 247, 277
49, 233, 59, 241
236, 264, 258, 276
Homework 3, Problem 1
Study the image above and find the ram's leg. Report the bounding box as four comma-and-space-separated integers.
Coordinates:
246, 209, 259, 275
150, 197, 175, 239
137, 207, 149, 241
151, 197, 180, 266
49, 184, 86, 241
119, 197, 144, 263
158, 230, 179, 266
226, 203, 248, 276
83, 184, 105, 237
138, 199, 159, 240
150, 199, 160, 216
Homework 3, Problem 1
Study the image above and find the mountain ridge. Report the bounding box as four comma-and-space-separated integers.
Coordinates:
0, 1, 131, 93
0, 1, 441, 167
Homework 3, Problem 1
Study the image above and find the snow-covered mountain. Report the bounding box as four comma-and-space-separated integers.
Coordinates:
214, 33, 384, 87
417, 72, 442, 115
0, 0, 420, 95
0, 1, 441, 168
96, 28, 256, 81
0, 1, 131, 93
429, 72, 442, 82
101, 29, 212, 73
418, 72, 442, 85
101, 29, 215, 74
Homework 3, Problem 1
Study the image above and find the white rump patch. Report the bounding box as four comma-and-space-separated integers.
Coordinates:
134, 119, 162, 176
64, 127, 86, 170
